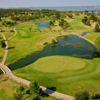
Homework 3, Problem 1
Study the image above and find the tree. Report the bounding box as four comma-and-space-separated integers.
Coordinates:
33, 95, 41, 100
14, 93, 24, 100
59, 19, 70, 31
0, 17, 1, 21
29, 26, 32, 32
30, 81, 41, 99
2, 20, 16, 27
14, 85, 25, 100
95, 23, 100, 32
51, 39, 57, 47
75, 91, 90, 100
1, 40, 6, 48
16, 85, 25, 95
82, 16, 91, 26
89, 12, 98, 22
95, 37, 100, 53
67, 13, 74, 19
92, 94, 100, 99
49, 20, 55, 30
62, 21, 70, 30
55, 12, 61, 19
49, 20, 55, 26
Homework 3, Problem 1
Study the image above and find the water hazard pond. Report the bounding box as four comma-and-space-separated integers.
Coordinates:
38, 22, 49, 28
9, 35, 97, 70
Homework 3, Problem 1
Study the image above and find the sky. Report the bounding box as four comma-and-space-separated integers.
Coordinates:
0, 0, 100, 8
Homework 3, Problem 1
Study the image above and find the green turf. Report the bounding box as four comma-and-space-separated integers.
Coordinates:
0, 14, 100, 99
13, 56, 100, 96
33, 56, 86, 72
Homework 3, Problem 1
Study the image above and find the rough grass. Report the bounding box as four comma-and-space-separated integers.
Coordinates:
85, 32, 100, 46
67, 15, 92, 33
0, 76, 18, 100
0, 76, 56, 100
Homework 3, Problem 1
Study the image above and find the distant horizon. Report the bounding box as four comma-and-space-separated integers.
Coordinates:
0, 5, 100, 9
0, 0, 100, 8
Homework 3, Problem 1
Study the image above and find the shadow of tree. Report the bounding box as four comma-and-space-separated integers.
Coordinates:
43, 87, 56, 97
8, 47, 15, 50
47, 87, 56, 91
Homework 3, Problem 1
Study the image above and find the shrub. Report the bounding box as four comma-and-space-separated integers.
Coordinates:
75, 91, 90, 100
95, 23, 100, 32
91, 94, 100, 99
33, 95, 41, 100
51, 39, 57, 47
82, 16, 91, 26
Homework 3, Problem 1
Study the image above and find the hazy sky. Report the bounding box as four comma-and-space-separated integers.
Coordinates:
0, 0, 100, 8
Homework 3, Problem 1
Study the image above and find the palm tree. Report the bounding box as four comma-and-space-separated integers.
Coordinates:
14, 85, 25, 100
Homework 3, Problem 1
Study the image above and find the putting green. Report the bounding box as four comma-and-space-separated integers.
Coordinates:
33, 56, 86, 73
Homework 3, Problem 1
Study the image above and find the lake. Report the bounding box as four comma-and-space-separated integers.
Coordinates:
38, 22, 49, 28
9, 35, 97, 70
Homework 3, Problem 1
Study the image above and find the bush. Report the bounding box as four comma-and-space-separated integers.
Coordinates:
51, 39, 57, 47
75, 91, 90, 100
26, 89, 31, 95
33, 95, 41, 100
59, 19, 70, 30
82, 16, 91, 26
93, 52, 100, 57
95, 23, 100, 32
92, 94, 100, 99
1, 40, 6, 48
15, 85, 25, 97
30, 81, 40, 95
14, 94, 24, 100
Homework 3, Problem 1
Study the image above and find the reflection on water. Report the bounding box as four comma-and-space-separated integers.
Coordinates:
9, 35, 97, 70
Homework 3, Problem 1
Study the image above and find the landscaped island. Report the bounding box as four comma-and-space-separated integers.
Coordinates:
0, 8, 100, 100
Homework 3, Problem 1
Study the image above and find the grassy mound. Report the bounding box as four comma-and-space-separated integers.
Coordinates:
33, 56, 86, 73
14, 56, 100, 96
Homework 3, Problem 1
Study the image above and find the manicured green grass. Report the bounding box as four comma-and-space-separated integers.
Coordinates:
14, 56, 100, 96
33, 56, 86, 72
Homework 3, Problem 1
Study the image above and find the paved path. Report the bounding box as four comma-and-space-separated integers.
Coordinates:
0, 32, 74, 100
